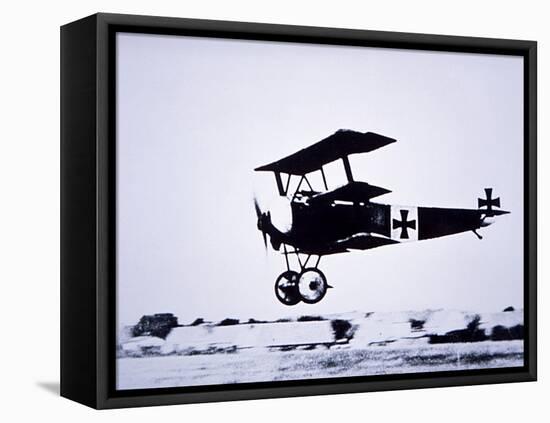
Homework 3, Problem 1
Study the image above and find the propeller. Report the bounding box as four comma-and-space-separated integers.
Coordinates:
254, 196, 269, 250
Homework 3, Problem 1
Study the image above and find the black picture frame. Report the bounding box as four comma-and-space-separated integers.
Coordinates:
61, 12, 537, 409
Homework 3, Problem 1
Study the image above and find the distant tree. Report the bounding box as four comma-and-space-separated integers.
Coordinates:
429, 314, 487, 344
491, 324, 524, 341
218, 318, 240, 326
467, 314, 482, 331
132, 313, 179, 339
190, 318, 205, 326
297, 315, 325, 322
503, 306, 515, 312
409, 318, 425, 330
331, 319, 353, 341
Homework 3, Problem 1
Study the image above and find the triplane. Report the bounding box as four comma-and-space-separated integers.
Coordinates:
254, 130, 510, 306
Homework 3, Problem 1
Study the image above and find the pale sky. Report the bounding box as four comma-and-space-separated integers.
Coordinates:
116, 32, 524, 327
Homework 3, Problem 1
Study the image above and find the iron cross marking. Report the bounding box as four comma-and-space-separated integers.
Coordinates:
393, 209, 417, 239
478, 188, 500, 212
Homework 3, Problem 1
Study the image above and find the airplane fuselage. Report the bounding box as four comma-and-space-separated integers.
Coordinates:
274, 200, 488, 254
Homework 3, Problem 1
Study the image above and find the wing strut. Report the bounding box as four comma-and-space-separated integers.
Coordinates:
342, 156, 354, 182
274, 172, 293, 196
320, 167, 328, 190
274, 172, 285, 196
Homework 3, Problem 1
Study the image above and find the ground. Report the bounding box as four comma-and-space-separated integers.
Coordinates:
117, 340, 523, 390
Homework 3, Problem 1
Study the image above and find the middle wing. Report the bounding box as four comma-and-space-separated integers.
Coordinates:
309, 181, 391, 204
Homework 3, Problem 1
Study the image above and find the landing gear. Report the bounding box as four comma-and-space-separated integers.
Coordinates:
297, 268, 328, 304
274, 247, 331, 305
274, 271, 301, 306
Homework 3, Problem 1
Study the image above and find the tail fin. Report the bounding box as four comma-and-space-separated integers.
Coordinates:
478, 188, 510, 217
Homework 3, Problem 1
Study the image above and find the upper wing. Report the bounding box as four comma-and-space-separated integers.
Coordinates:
309, 181, 391, 204
255, 129, 396, 175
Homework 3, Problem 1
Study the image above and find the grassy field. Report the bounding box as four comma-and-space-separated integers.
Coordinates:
117, 340, 523, 390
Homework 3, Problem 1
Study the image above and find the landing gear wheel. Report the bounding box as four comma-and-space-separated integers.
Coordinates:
297, 268, 328, 304
274, 271, 301, 306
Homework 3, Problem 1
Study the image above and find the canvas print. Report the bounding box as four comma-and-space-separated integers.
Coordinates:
115, 32, 525, 390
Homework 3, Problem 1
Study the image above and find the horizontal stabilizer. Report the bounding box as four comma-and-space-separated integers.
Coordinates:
255, 130, 396, 175
483, 209, 510, 217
